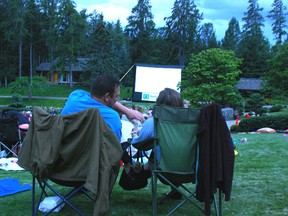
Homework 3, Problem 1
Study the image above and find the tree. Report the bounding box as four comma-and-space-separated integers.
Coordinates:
198, 22, 218, 50
55, 0, 87, 89
108, 20, 132, 86
238, 0, 270, 78
181, 48, 242, 106
24, 0, 43, 100
85, 12, 117, 83
163, 0, 202, 65
0, 0, 16, 86
37, 0, 61, 84
265, 42, 288, 98
245, 93, 265, 115
125, 0, 156, 64
1, 0, 27, 79
221, 17, 241, 52
267, 0, 288, 45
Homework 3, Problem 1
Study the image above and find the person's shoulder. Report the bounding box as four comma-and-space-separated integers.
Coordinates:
67, 89, 90, 100
70, 89, 88, 96
142, 117, 154, 127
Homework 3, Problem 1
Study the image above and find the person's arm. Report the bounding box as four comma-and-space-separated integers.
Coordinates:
113, 101, 145, 123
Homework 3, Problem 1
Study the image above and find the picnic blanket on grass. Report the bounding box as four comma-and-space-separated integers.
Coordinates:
0, 178, 31, 197
0, 158, 24, 171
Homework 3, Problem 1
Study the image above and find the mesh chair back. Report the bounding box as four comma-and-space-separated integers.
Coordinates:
0, 118, 20, 142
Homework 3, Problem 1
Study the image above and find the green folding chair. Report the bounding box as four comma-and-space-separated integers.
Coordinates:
149, 105, 222, 216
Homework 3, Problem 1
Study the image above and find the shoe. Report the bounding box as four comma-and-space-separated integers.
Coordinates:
167, 190, 182, 200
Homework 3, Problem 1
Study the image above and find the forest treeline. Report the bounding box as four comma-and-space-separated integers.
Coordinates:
0, 0, 287, 103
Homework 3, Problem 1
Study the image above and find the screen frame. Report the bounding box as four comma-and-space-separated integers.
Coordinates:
132, 63, 184, 103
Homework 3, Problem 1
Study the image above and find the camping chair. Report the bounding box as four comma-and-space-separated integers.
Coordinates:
133, 105, 233, 215
0, 117, 22, 158
18, 107, 123, 216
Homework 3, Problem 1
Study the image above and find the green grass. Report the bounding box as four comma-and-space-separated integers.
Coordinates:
0, 85, 153, 109
0, 85, 88, 97
1, 133, 287, 215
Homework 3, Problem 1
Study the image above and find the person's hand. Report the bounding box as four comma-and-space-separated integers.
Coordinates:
126, 109, 145, 123
131, 127, 140, 138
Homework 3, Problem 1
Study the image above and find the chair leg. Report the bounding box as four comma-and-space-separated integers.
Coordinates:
0, 141, 18, 158
219, 190, 222, 216
213, 189, 222, 216
32, 176, 36, 216
152, 172, 157, 216
213, 193, 219, 216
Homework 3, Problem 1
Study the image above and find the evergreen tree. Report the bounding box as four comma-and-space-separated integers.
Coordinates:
0, 0, 16, 86
108, 20, 132, 86
267, 0, 288, 45
198, 22, 218, 50
2, 0, 28, 78
265, 42, 288, 97
24, 0, 42, 99
164, 0, 202, 65
238, 0, 270, 78
85, 12, 119, 83
55, 0, 87, 89
125, 0, 156, 64
37, 0, 61, 84
221, 17, 241, 52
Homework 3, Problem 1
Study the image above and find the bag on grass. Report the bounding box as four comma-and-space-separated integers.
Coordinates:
119, 164, 151, 190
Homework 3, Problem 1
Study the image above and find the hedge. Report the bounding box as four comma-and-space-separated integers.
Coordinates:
238, 115, 288, 132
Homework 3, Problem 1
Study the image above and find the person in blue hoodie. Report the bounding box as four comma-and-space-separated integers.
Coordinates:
61, 74, 127, 141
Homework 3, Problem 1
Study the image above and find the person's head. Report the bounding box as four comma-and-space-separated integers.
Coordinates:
183, 99, 191, 108
156, 88, 183, 107
147, 108, 153, 118
90, 74, 120, 107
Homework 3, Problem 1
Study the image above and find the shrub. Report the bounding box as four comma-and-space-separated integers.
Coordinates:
9, 94, 25, 108
245, 93, 265, 115
230, 124, 239, 133
238, 115, 288, 132
269, 105, 282, 113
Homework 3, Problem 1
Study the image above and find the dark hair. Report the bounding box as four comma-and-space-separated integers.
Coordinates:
156, 88, 183, 107
90, 74, 120, 98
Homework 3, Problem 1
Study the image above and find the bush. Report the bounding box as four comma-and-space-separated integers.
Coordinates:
269, 105, 282, 113
230, 124, 239, 133
238, 115, 288, 132
245, 93, 265, 115
9, 94, 25, 108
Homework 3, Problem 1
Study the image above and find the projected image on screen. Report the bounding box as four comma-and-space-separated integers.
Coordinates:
133, 64, 183, 102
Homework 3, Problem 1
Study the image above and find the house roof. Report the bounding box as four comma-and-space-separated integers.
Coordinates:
35, 57, 89, 72
236, 78, 263, 91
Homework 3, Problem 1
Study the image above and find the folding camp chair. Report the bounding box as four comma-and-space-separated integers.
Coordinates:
18, 107, 123, 216
0, 118, 23, 158
133, 105, 233, 216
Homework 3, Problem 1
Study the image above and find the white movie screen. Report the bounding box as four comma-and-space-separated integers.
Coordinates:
132, 64, 183, 102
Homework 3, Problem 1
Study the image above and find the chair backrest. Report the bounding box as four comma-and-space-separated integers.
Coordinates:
153, 105, 200, 174
0, 118, 20, 142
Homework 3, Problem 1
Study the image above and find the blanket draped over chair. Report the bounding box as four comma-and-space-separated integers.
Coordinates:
18, 107, 123, 216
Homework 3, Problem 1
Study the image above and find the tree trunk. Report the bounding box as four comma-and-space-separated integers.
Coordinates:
19, 38, 22, 78
69, 61, 73, 90
28, 38, 33, 101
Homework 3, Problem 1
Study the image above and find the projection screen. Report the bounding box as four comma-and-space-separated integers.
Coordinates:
132, 64, 183, 102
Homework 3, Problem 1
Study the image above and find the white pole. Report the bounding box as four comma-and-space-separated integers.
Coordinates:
119, 65, 135, 82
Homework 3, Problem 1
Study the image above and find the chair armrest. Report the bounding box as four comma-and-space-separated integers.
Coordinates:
132, 137, 157, 151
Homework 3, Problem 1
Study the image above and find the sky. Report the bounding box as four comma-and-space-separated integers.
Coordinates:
74, 0, 276, 44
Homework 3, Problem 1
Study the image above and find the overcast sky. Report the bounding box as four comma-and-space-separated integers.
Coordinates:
74, 0, 276, 44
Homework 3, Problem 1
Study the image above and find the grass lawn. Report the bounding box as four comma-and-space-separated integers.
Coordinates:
0, 133, 287, 215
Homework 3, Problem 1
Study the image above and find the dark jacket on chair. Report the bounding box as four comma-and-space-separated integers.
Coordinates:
196, 103, 235, 215
18, 107, 123, 216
